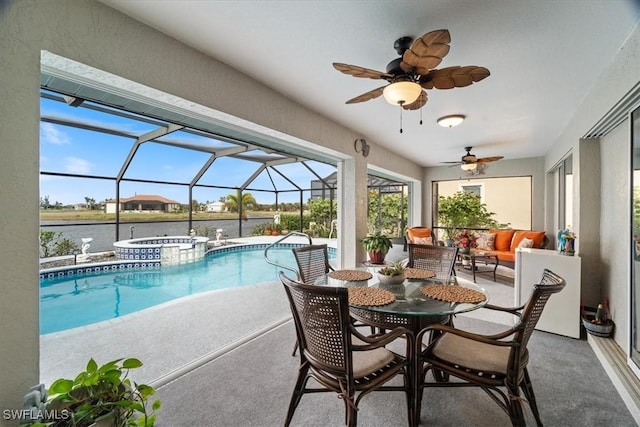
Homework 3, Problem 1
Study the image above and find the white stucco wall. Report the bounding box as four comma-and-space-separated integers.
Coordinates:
599, 125, 630, 350
0, 0, 423, 414
543, 24, 640, 352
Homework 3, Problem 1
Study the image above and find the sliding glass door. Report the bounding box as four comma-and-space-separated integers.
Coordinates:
631, 105, 640, 369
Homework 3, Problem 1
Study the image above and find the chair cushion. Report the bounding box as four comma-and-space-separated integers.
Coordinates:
352, 336, 396, 378
510, 230, 546, 251
490, 229, 515, 251
407, 228, 432, 243
430, 333, 510, 375
475, 232, 496, 250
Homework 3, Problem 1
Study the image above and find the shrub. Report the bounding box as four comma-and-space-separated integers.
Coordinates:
39, 231, 79, 257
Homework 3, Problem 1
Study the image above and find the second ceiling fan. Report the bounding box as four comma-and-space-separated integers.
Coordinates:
442, 146, 504, 173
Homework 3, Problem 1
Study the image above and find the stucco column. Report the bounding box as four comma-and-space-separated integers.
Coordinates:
0, 0, 41, 415
338, 156, 369, 268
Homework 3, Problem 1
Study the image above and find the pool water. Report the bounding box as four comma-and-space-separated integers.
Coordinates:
40, 247, 313, 334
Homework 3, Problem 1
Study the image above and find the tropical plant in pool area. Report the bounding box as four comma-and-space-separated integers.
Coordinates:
308, 199, 337, 237
224, 191, 257, 220
367, 190, 407, 238
39, 230, 79, 258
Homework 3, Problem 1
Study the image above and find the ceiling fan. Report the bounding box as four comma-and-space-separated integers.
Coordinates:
333, 29, 490, 113
443, 146, 504, 173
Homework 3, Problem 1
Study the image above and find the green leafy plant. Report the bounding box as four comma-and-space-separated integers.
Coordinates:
192, 226, 215, 238
437, 191, 505, 240
37, 357, 160, 427
378, 261, 405, 276
362, 232, 393, 254
367, 191, 407, 237
39, 230, 79, 258
224, 191, 257, 220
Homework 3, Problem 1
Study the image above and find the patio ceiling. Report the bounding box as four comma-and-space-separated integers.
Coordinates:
99, 0, 640, 167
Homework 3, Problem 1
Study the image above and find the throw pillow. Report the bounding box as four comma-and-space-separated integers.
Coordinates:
490, 229, 516, 251
414, 236, 433, 245
518, 237, 535, 249
476, 232, 496, 250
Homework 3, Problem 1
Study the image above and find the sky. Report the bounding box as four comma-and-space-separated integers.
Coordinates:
39, 90, 336, 206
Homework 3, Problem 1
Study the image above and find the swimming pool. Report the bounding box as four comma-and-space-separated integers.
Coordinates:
40, 244, 334, 334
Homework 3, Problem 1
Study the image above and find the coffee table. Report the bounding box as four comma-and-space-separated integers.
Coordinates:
458, 251, 499, 283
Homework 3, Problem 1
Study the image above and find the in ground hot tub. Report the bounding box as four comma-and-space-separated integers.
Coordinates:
113, 235, 209, 266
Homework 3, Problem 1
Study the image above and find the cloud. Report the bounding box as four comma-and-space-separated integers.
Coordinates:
40, 122, 71, 145
64, 157, 92, 174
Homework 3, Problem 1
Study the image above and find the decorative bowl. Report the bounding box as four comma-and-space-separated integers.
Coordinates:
377, 273, 405, 285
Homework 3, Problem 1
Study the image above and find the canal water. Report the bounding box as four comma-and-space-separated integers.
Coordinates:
40, 217, 272, 253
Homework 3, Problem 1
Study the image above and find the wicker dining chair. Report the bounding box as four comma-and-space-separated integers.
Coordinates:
292, 244, 334, 284
407, 244, 458, 282
288, 244, 336, 356
279, 272, 414, 427
416, 268, 566, 426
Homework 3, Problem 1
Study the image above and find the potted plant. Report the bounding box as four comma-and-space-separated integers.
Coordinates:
377, 261, 406, 285
23, 357, 160, 427
362, 232, 393, 264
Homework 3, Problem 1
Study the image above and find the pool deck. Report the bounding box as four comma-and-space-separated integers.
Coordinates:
39, 236, 340, 386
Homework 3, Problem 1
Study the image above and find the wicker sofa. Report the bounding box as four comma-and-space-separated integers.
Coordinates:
474, 229, 548, 268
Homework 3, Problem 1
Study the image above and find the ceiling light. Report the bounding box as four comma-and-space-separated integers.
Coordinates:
383, 81, 422, 106
461, 163, 477, 171
437, 114, 465, 128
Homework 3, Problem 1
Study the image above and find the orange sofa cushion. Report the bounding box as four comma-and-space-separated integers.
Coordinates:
407, 227, 433, 244
496, 251, 515, 264
510, 230, 546, 251
490, 229, 515, 251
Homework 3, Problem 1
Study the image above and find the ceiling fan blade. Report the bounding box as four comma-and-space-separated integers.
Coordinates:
477, 156, 504, 163
345, 86, 386, 104
402, 90, 428, 110
420, 66, 491, 90
333, 63, 393, 80
400, 29, 451, 75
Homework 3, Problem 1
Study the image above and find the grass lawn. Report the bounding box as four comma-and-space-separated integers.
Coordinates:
39, 210, 277, 222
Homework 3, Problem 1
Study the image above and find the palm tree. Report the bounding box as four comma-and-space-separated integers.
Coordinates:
224, 191, 257, 220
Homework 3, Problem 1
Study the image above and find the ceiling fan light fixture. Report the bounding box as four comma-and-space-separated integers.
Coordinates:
461, 163, 477, 171
383, 81, 422, 106
437, 114, 465, 128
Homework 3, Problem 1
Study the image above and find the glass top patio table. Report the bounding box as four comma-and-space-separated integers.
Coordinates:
316, 266, 489, 427
315, 267, 489, 317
